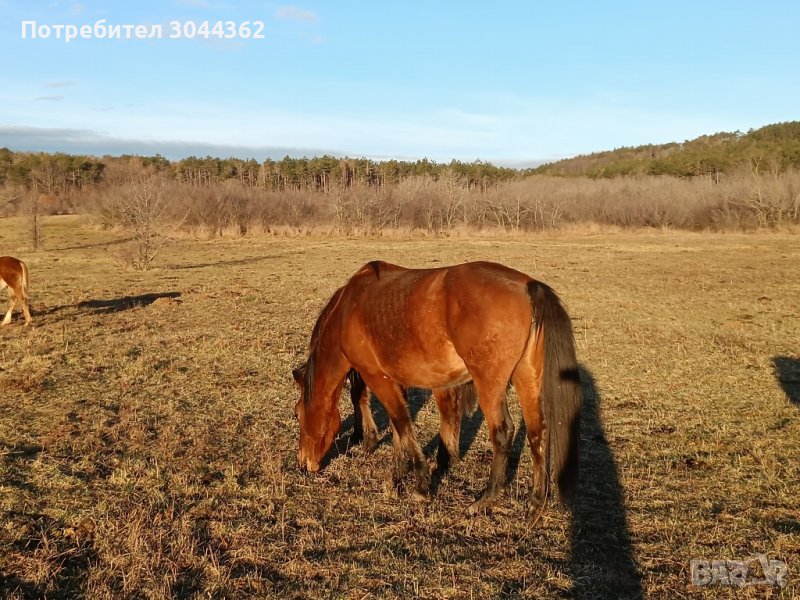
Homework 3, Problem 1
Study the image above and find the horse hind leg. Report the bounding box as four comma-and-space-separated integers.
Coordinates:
20, 296, 32, 327
19, 295, 32, 326
433, 387, 460, 474
467, 377, 514, 516
512, 359, 549, 519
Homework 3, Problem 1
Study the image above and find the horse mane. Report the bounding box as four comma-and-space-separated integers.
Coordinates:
301, 353, 316, 406
303, 286, 346, 405
360, 260, 407, 281
309, 286, 345, 347
368, 260, 381, 279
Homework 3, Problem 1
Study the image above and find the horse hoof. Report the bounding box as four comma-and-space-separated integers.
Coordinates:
362, 434, 378, 453
382, 480, 400, 498
410, 488, 430, 503
435, 453, 457, 475
525, 498, 547, 525
467, 500, 490, 516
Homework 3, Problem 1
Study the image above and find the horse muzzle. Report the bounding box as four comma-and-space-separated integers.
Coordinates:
297, 450, 321, 473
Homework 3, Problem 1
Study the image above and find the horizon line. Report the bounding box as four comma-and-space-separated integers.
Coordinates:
0, 124, 554, 169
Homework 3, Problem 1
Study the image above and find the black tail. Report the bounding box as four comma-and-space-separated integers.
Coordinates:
527, 281, 582, 504
346, 368, 364, 392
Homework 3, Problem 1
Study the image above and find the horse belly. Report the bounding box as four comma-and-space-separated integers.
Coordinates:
387, 336, 470, 389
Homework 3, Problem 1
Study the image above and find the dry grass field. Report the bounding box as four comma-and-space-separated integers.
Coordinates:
1, 215, 798, 599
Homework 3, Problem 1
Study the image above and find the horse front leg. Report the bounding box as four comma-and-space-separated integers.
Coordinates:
348, 370, 379, 452
433, 388, 460, 474
2, 296, 16, 326
363, 375, 430, 501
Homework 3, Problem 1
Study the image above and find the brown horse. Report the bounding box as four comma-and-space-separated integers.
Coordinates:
0, 256, 32, 327
292, 286, 476, 475
293, 260, 581, 515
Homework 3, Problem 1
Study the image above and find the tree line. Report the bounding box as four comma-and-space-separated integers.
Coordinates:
0, 149, 519, 201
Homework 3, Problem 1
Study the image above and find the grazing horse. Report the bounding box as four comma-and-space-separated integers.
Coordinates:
0, 256, 32, 327
292, 287, 477, 475
293, 261, 581, 516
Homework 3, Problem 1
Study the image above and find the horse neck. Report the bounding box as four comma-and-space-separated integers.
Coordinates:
309, 287, 345, 348
306, 293, 349, 407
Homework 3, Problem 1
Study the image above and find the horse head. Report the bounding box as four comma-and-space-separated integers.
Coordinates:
292, 359, 341, 472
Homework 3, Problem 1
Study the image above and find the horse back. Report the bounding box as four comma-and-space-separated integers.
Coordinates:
338, 261, 535, 388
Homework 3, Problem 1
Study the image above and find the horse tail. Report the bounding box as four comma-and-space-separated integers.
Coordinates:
454, 381, 478, 417
20, 259, 29, 299
346, 368, 361, 388
527, 280, 582, 504
347, 368, 366, 400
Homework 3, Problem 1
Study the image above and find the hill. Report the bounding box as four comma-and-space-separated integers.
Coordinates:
533, 121, 800, 178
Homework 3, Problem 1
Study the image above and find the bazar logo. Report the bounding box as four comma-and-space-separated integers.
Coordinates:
690, 554, 788, 588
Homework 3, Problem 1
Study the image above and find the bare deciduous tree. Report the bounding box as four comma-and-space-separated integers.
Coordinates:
96, 178, 183, 270
24, 192, 43, 250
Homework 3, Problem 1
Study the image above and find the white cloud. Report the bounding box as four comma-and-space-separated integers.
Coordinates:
275, 5, 318, 22
0, 125, 341, 160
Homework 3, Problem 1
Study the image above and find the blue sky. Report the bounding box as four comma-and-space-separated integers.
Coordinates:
1, 1, 798, 165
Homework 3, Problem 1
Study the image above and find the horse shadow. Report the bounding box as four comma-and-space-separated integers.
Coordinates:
773, 356, 800, 405
36, 292, 182, 321
76, 292, 182, 314
168, 255, 287, 270
567, 366, 643, 599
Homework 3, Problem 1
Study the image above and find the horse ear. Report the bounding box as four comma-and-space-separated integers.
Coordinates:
292, 367, 304, 387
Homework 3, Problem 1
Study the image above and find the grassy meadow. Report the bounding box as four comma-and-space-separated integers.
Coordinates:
1, 215, 798, 598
